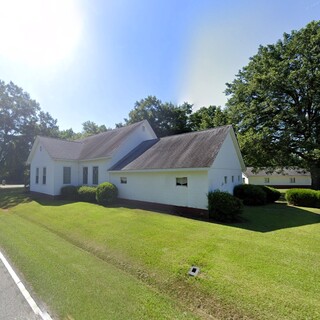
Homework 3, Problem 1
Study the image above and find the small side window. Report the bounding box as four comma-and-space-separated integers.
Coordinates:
265, 177, 270, 183
35, 168, 39, 184
224, 176, 228, 184
120, 177, 127, 184
176, 177, 188, 187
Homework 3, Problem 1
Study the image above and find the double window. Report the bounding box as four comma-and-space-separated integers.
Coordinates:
290, 177, 296, 183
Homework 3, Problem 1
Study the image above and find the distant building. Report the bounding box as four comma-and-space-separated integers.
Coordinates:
242, 167, 311, 188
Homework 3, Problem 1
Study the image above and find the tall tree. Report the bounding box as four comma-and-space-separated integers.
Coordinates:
0, 80, 58, 183
124, 96, 193, 137
226, 20, 320, 189
189, 105, 228, 131
82, 121, 109, 136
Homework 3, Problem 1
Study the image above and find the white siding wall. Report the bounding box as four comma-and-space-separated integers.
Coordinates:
53, 161, 80, 195
30, 143, 55, 195
110, 170, 208, 209
208, 132, 243, 194
245, 175, 311, 186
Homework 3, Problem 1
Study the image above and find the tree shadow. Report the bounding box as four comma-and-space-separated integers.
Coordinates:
0, 188, 31, 209
231, 202, 320, 233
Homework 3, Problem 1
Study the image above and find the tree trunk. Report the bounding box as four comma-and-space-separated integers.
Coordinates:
310, 165, 320, 190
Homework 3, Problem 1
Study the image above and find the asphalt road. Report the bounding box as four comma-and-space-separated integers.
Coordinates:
0, 258, 41, 320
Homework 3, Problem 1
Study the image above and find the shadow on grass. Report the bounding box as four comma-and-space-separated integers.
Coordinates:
232, 202, 320, 233
0, 188, 31, 209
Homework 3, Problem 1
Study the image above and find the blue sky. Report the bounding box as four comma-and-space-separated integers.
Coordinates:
0, 0, 319, 131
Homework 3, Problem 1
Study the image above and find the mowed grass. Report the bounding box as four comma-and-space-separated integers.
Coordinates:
0, 189, 320, 319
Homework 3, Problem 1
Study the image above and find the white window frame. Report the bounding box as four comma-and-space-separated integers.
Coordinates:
176, 177, 188, 187
120, 177, 127, 184
63, 167, 71, 184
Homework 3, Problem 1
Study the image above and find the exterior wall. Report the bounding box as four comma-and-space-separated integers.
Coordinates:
29, 142, 55, 195
109, 170, 208, 209
244, 175, 311, 187
209, 132, 243, 194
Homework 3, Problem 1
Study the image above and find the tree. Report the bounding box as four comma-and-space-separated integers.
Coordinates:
189, 105, 228, 131
81, 121, 109, 136
124, 96, 193, 137
226, 20, 320, 189
0, 80, 58, 183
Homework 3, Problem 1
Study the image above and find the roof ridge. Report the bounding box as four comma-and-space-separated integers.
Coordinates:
38, 136, 82, 144
159, 125, 232, 140
76, 120, 145, 141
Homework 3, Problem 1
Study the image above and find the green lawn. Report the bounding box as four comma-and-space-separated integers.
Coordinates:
0, 189, 320, 319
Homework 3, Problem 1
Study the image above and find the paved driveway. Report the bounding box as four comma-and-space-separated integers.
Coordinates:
0, 258, 41, 320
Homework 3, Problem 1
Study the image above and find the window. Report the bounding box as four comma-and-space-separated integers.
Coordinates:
232, 176, 234, 183
176, 177, 188, 187
120, 177, 127, 184
224, 176, 228, 184
238, 175, 241, 182
35, 168, 39, 184
83, 167, 88, 185
42, 167, 46, 184
93, 166, 99, 185
290, 177, 296, 183
264, 177, 270, 183
63, 167, 71, 184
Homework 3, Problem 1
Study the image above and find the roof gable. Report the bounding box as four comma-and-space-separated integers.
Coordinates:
110, 125, 233, 171
27, 121, 150, 162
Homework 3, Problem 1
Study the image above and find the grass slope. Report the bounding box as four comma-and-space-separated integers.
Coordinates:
1, 189, 320, 319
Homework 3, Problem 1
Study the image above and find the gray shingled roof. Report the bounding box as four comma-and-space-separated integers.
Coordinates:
38, 121, 144, 161
110, 125, 232, 171
245, 167, 310, 177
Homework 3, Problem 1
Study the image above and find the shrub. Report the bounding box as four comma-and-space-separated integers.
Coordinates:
60, 185, 79, 200
233, 184, 267, 206
78, 186, 97, 203
208, 190, 243, 222
260, 186, 281, 203
96, 182, 118, 205
286, 189, 320, 208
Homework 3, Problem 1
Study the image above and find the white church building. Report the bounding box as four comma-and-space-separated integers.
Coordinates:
27, 120, 245, 210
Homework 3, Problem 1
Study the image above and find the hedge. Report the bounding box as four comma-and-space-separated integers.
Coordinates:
208, 190, 243, 222
259, 186, 281, 203
233, 184, 267, 206
96, 182, 118, 205
78, 186, 97, 203
286, 189, 320, 208
60, 185, 79, 200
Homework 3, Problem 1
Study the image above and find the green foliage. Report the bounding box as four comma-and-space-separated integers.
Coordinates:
60, 185, 79, 200
260, 186, 281, 203
189, 105, 228, 131
207, 190, 243, 222
233, 184, 267, 206
0, 80, 59, 183
123, 95, 193, 137
78, 186, 97, 203
96, 182, 118, 205
286, 189, 320, 208
226, 20, 320, 189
